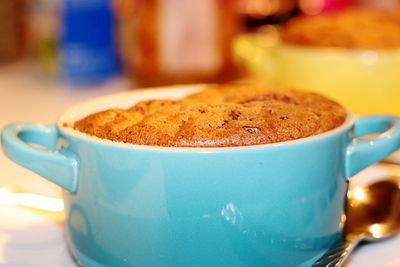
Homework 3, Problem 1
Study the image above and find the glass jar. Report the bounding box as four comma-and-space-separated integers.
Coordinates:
116, 0, 240, 86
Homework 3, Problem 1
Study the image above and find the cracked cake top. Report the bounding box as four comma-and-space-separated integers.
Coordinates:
73, 84, 346, 147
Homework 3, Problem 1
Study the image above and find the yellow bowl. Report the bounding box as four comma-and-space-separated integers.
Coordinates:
234, 31, 400, 115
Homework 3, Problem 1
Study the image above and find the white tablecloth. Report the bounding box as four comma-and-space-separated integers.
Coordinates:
0, 62, 399, 267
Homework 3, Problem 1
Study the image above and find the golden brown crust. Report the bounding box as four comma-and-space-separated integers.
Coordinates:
73, 84, 346, 147
281, 8, 400, 49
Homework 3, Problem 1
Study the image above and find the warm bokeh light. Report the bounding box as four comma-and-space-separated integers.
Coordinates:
299, 0, 325, 15
299, 0, 351, 15
348, 185, 370, 207
243, 0, 281, 18
352, 186, 368, 202
0, 186, 64, 212
369, 223, 384, 238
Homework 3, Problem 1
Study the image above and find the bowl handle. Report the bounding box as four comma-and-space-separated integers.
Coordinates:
1, 123, 79, 193
345, 115, 400, 178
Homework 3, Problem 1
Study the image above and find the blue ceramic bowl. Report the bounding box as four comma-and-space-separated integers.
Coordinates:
2, 85, 400, 267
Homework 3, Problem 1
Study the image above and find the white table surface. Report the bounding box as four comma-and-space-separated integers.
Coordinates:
0, 62, 399, 267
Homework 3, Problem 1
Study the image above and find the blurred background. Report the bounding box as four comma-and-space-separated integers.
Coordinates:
1, 0, 399, 88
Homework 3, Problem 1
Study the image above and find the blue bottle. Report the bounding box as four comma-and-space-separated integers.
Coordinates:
59, 0, 119, 85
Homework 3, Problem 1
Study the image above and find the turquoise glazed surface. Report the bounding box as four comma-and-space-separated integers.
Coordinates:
2, 88, 400, 267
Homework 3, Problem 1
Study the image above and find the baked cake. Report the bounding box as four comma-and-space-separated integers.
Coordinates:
74, 84, 346, 147
281, 8, 400, 49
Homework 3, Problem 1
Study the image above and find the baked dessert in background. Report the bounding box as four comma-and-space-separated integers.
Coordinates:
74, 84, 346, 147
281, 8, 400, 49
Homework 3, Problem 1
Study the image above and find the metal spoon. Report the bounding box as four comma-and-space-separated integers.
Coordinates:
313, 176, 400, 267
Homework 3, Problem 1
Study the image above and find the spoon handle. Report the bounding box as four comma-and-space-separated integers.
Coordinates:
312, 238, 361, 267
